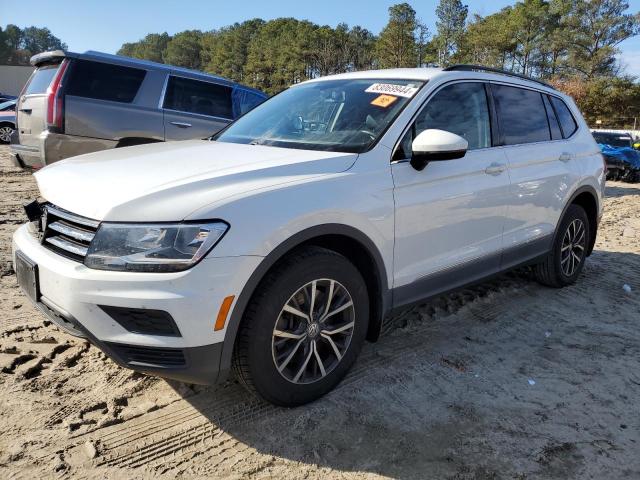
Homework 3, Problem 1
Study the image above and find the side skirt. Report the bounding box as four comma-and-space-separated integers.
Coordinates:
389, 234, 553, 314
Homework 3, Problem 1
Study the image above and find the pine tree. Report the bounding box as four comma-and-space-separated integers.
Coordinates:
433, 0, 468, 65
375, 3, 419, 68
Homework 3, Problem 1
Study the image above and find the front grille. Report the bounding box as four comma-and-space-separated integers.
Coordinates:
106, 343, 186, 368
99, 305, 182, 337
41, 204, 99, 261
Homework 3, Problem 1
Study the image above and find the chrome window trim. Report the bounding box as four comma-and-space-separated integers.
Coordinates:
157, 73, 170, 109
163, 107, 232, 122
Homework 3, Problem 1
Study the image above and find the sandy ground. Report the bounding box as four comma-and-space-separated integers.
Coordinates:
0, 144, 639, 479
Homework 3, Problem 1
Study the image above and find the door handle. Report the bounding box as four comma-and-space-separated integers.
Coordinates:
484, 162, 506, 175
170, 121, 192, 128
559, 152, 572, 162
19, 108, 32, 114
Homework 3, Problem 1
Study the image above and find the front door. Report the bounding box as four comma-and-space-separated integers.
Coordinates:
391, 81, 511, 306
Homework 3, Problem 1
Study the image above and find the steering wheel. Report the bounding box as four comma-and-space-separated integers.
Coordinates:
359, 130, 376, 140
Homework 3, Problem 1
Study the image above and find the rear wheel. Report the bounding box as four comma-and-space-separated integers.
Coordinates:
535, 204, 589, 288
233, 246, 369, 406
0, 124, 14, 143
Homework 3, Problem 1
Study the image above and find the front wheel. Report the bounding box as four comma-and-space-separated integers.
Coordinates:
233, 247, 369, 406
535, 204, 590, 288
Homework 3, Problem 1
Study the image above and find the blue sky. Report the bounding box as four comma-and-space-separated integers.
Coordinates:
2, 0, 639, 75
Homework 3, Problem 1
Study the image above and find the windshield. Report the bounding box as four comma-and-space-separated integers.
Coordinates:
593, 132, 632, 148
213, 79, 424, 153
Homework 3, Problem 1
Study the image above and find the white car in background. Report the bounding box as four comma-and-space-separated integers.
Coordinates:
0, 99, 17, 143
13, 65, 605, 406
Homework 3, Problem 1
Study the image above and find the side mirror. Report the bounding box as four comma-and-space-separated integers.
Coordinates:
410, 129, 468, 171
634, 142, 640, 150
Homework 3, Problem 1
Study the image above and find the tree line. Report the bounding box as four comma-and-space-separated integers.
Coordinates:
0, 25, 67, 65
2, 1, 639, 128
117, 0, 639, 128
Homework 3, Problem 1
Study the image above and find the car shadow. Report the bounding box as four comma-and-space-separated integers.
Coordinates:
170, 250, 640, 478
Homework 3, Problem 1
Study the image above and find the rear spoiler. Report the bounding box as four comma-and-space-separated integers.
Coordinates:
30, 50, 67, 67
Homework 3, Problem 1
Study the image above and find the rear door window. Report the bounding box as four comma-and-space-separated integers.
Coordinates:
66, 60, 146, 103
492, 84, 550, 145
550, 96, 578, 138
163, 76, 233, 118
24, 65, 59, 94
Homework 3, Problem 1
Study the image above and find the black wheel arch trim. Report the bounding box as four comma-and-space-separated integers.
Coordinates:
554, 184, 600, 257
217, 223, 391, 383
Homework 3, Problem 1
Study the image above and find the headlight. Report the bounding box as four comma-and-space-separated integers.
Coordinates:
84, 221, 229, 272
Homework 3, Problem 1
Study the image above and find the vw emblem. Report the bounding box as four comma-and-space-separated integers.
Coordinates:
307, 322, 320, 338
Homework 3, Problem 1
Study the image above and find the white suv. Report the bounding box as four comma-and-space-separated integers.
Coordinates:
13, 66, 605, 406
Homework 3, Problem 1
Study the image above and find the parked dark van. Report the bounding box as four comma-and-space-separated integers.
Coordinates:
10, 50, 267, 168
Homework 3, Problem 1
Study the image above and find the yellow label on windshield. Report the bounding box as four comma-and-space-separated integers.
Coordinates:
371, 94, 398, 108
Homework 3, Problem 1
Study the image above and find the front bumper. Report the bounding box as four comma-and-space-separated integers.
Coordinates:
12, 223, 262, 384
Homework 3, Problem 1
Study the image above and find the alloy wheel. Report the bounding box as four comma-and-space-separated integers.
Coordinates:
272, 278, 355, 384
560, 218, 586, 277
0, 126, 13, 143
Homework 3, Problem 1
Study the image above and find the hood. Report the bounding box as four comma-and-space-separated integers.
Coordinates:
35, 140, 358, 221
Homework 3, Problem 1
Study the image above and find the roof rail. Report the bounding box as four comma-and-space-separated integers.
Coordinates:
443, 64, 556, 90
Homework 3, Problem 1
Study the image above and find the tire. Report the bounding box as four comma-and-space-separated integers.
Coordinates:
0, 124, 14, 144
535, 204, 590, 288
233, 246, 369, 406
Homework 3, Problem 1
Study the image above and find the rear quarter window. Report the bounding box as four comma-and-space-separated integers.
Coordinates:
24, 65, 59, 94
65, 60, 146, 103
550, 96, 578, 138
492, 84, 551, 145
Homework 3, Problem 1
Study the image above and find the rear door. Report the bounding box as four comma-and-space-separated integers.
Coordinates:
492, 83, 582, 267
16, 63, 61, 149
162, 75, 233, 140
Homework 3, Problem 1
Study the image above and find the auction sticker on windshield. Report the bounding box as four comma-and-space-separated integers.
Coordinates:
365, 83, 419, 98
370, 94, 398, 108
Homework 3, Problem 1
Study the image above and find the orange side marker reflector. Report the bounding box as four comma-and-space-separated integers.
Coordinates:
214, 295, 235, 331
